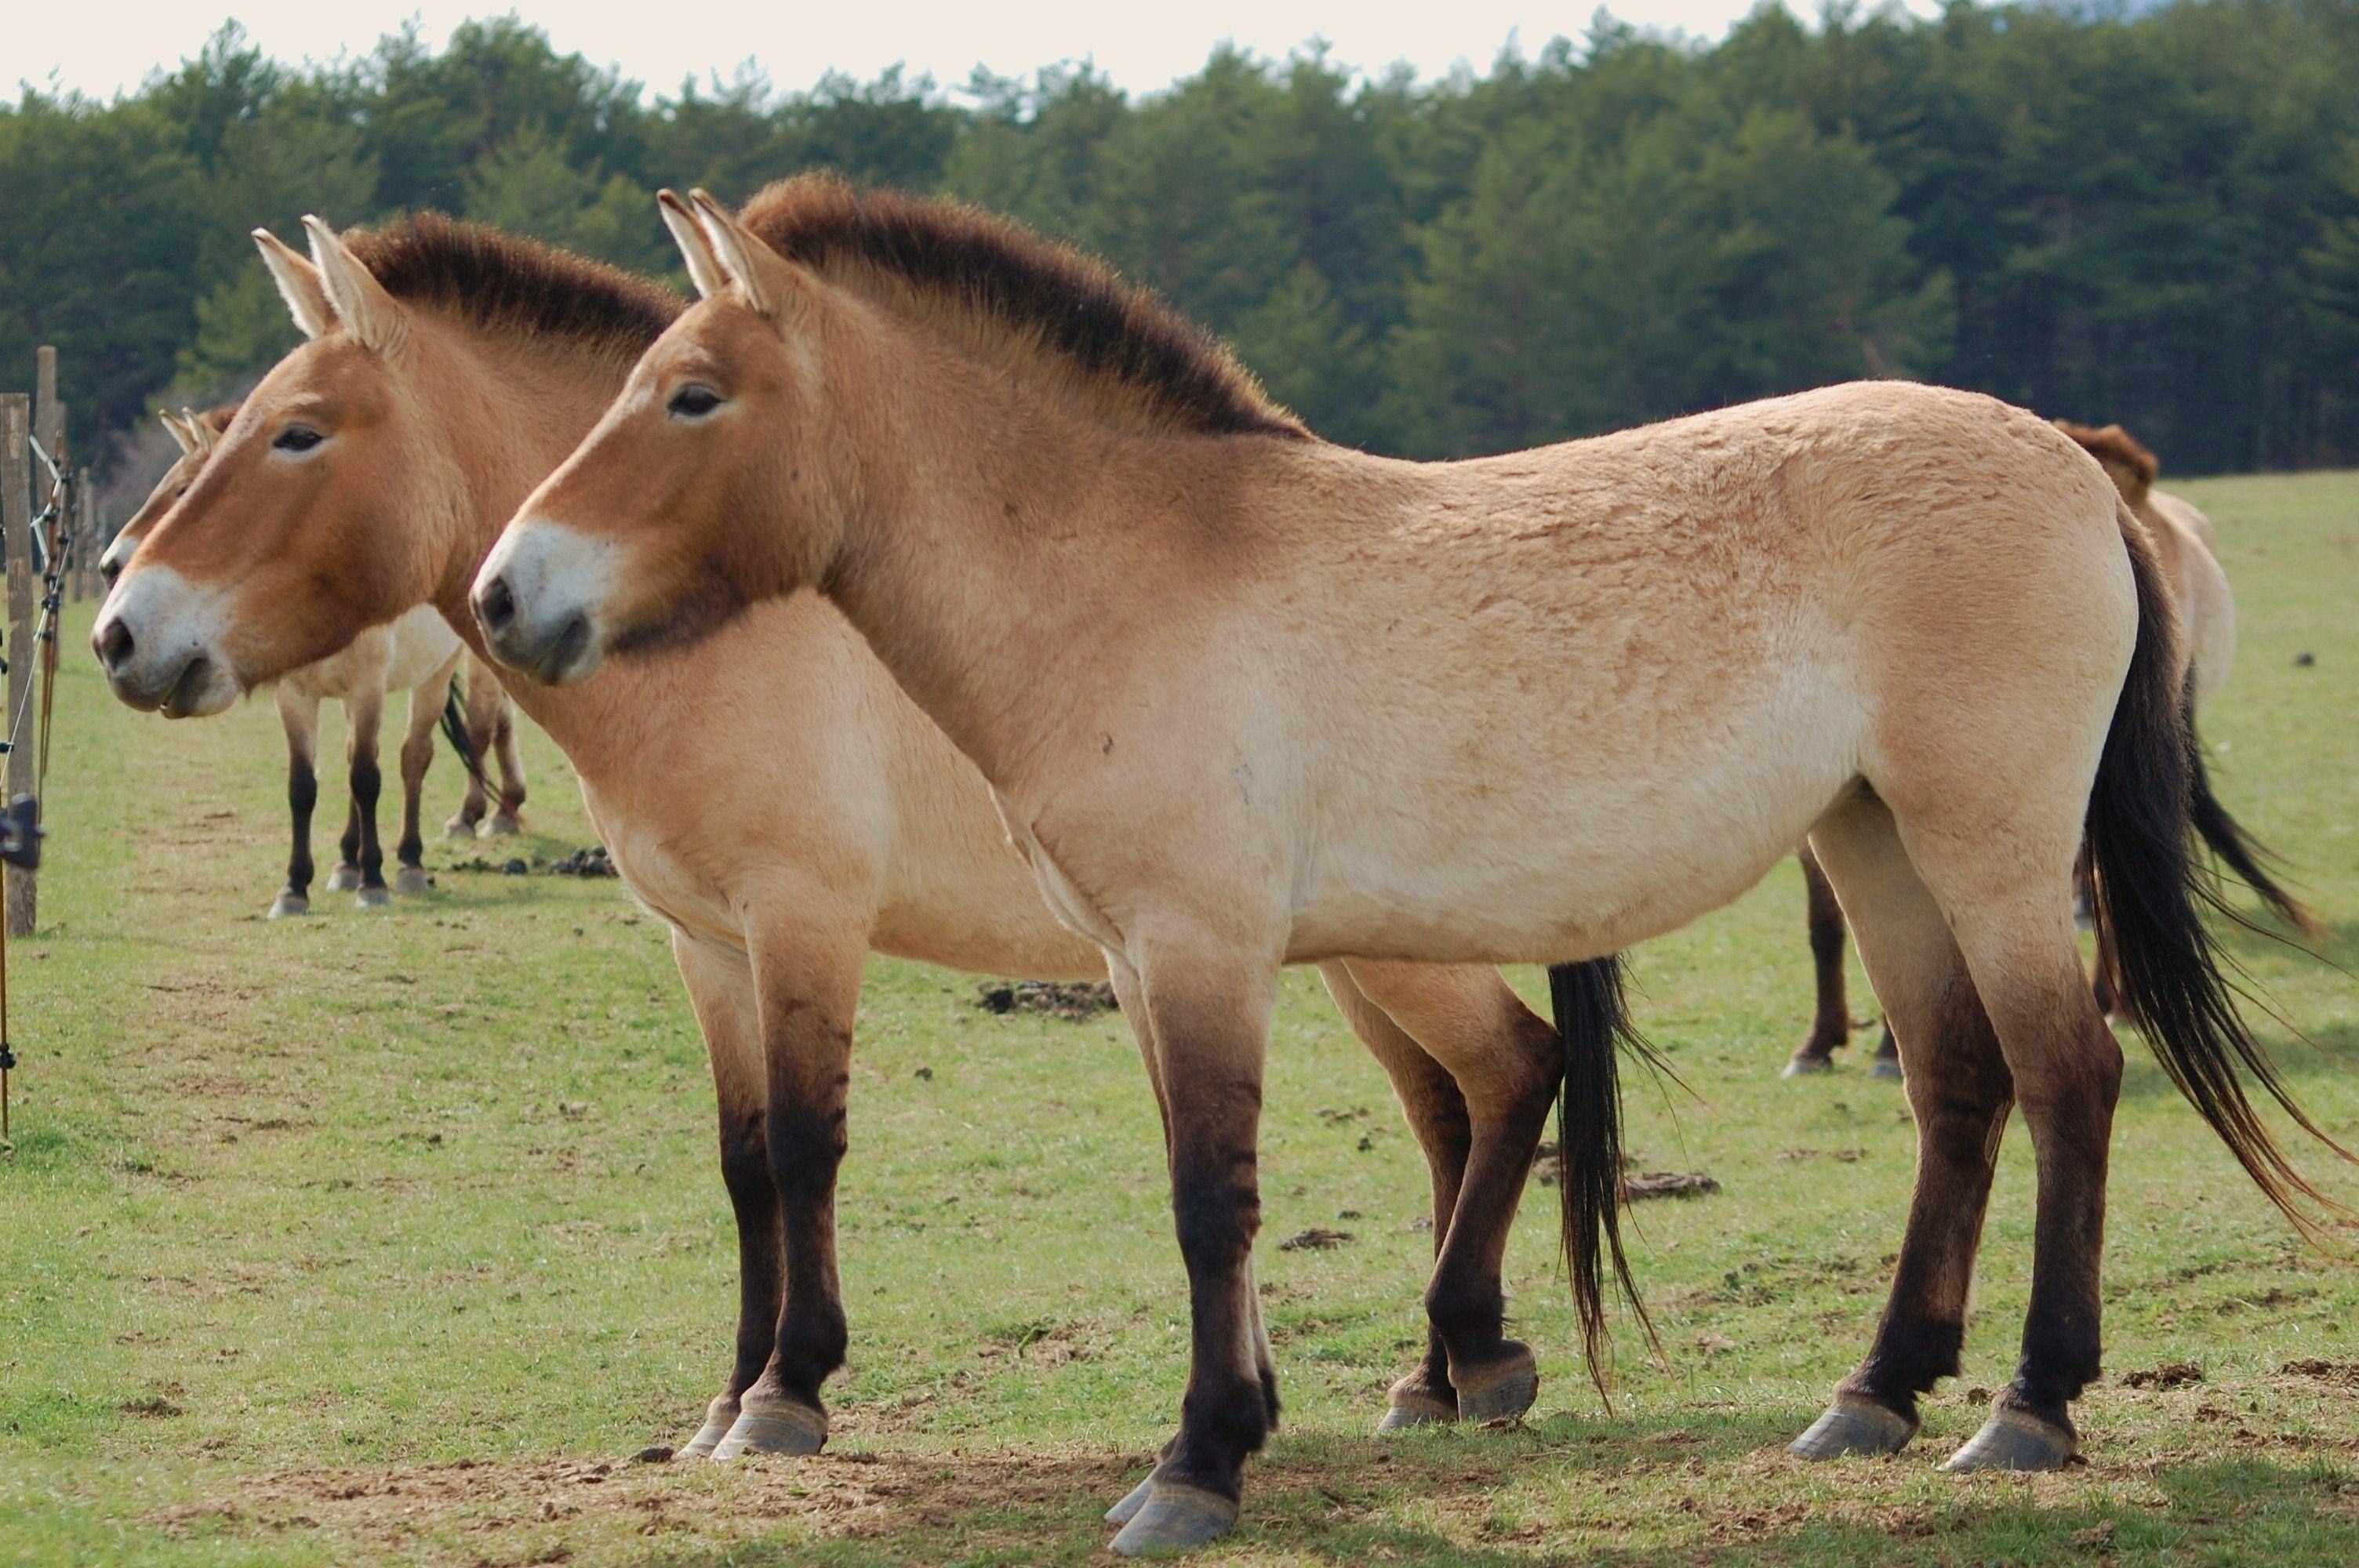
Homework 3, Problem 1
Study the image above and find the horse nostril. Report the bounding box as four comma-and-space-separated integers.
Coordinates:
99, 616, 136, 673
477, 574, 517, 635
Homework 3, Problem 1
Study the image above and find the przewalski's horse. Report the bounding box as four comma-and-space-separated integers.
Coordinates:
92, 213, 1634, 1479
1783, 418, 2311, 1077
476, 179, 2353, 1552
100, 408, 522, 913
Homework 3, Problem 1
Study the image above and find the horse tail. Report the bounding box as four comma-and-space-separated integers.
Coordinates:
1549, 956, 1659, 1398
2085, 499, 2352, 1232
440, 671, 490, 790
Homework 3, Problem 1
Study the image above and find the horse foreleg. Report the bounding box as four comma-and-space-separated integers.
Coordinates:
671, 930, 781, 1457
270, 688, 322, 919
393, 662, 453, 895
706, 916, 865, 1462
343, 688, 390, 909
1104, 935, 1277, 1557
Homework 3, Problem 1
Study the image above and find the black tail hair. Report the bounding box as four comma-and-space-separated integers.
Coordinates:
1548, 956, 1659, 1398
2184, 710, 2319, 936
2085, 502, 2353, 1232
440, 673, 491, 790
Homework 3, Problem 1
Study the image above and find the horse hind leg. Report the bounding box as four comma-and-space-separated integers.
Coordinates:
1319, 961, 1475, 1431
482, 702, 527, 837
271, 688, 322, 919
1336, 960, 1558, 1426
1790, 792, 2014, 1461
1785, 846, 1852, 1076
392, 670, 448, 895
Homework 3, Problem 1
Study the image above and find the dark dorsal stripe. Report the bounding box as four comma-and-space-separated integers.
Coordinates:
347, 212, 682, 361
738, 174, 1310, 441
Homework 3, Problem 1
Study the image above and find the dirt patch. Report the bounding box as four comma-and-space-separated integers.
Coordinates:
1627, 1171, 1721, 1201
2121, 1362, 2205, 1389
2281, 1358, 2359, 1385
1278, 1227, 1354, 1251
972, 980, 1118, 1020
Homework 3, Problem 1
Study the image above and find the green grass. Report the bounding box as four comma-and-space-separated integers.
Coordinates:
4, 470, 2357, 1565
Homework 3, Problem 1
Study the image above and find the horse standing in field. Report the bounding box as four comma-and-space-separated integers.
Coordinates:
1782, 418, 2311, 1077
92, 214, 1631, 1475
100, 409, 526, 913
473, 179, 2350, 1553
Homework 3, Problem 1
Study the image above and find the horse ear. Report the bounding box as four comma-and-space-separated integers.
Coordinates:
687, 189, 802, 321
180, 408, 221, 456
253, 227, 333, 339
159, 410, 198, 455
300, 215, 409, 355
657, 190, 729, 299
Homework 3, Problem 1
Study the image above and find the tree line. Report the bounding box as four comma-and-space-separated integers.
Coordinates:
7, 2, 2359, 485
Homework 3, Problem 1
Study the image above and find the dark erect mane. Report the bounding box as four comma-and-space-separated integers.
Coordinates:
737, 174, 1310, 442
347, 212, 682, 361
2055, 419, 2161, 496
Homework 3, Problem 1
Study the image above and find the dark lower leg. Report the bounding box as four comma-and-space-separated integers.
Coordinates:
720, 1104, 785, 1399
1165, 1131, 1269, 1503
749, 997, 854, 1419
1424, 1029, 1557, 1399
396, 728, 433, 873
348, 751, 386, 890
285, 753, 317, 900
1795, 847, 1853, 1064
2001, 1038, 2121, 1433
1840, 1013, 2012, 1421
337, 796, 362, 877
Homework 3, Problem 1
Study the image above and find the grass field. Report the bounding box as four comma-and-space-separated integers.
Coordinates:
3, 470, 2357, 1566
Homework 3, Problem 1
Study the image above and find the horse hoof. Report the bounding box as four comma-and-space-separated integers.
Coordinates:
325, 865, 362, 892
1452, 1343, 1538, 1425
1376, 1387, 1458, 1432
710, 1393, 826, 1460
1783, 1054, 1834, 1078
1788, 1394, 1917, 1460
1942, 1407, 2078, 1472
394, 866, 433, 896
1108, 1483, 1238, 1557
442, 817, 479, 840
267, 891, 310, 920
480, 814, 522, 838
354, 886, 392, 911
681, 1395, 740, 1459
1867, 1058, 1904, 1081
1105, 1472, 1156, 1525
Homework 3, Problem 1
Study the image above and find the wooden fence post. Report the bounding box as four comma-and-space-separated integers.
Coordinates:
75, 467, 93, 602
2, 391, 34, 936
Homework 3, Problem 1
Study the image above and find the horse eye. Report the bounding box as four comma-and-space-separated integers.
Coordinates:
274, 426, 324, 453
668, 384, 723, 419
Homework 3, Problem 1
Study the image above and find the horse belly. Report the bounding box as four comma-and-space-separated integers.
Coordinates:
1288, 662, 1860, 965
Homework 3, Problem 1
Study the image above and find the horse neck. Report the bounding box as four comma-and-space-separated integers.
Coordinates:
418, 331, 674, 771
821, 330, 1290, 789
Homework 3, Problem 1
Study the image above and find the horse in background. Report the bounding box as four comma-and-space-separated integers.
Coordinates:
101, 408, 525, 913
1783, 416, 2311, 1078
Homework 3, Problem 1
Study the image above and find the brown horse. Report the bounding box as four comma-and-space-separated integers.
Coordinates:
1783, 418, 2310, 1078
476, 178, 2350, 1552
93, 213, 1627, 1477
100, 408, 523, 912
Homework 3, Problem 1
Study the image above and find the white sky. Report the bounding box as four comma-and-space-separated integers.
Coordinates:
17, 2, 1947, 103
